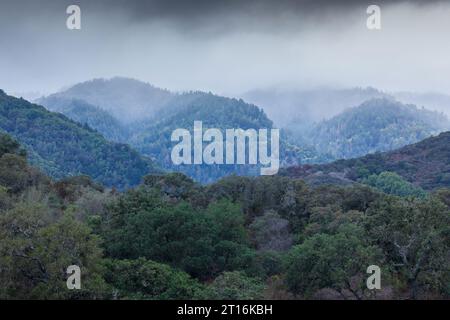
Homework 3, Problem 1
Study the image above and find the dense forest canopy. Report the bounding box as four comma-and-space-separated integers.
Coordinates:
41, 84, 328, 183
1, 132, 449, 300
2, 82, 450, 300
0, 90, 157, 189
308, 98, 450, 159
282, 131, 450, 191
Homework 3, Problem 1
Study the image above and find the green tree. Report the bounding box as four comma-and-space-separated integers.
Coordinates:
365, 196, 450, 298
103, 191, 254, 279
363, 171, 427, 198
103, 258, 204, 299
205, 271, 266, 300
0, 204, 107, 299
285, 224, 383, 299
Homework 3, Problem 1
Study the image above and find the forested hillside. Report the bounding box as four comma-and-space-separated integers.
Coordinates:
0, 90, 156, 189
42, 77, 175, 124
282, 131, 450, 191
129, 92, 327, 182
242, 87, 390, 128
1, 133, 449, 300
308, 98, 449, 159
37, 96, 128, 142
39, 80, 449, 183
40, 82, 329, 183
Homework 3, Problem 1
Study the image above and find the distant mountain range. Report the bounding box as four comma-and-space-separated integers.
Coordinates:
241, 86, 389, 127
35, 78, 450, 184
39, 78, 330, 183
0, 89, 157, 189
242, 87, 450, 125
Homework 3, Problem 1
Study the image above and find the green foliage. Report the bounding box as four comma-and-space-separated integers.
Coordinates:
0, 90, 156, 189
1, 132, 449, 300
103, 189, 253, 279
0, 133, 26, 157
363, 171, 427, 198
283, 131, 450, 191
42, 80, 328, 183
365, 196, 450, 298
103, 258, 204, 299
204, 271, 266, 300
310, 98, 449, 159
38, 96, 128, 142
129, 92, 279, 183
0, 205, 107, 299
285, 224, 384, 299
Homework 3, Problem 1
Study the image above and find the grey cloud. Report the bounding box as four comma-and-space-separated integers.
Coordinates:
1, 0, 450, 97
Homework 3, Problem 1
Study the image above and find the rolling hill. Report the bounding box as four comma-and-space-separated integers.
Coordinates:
241, 86, 390, 128
129, 92, 328, 183
41, 77, 175, 124
281, 130, 450, 190
39, 79, 329, 183
308, 98, 450, 159
37, 96, 128, 142
0, 89, 156, 189
37, 79, 449, 184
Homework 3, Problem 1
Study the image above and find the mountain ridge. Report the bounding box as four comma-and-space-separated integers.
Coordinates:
281, 130, 450, 190
0, 90, 157, 189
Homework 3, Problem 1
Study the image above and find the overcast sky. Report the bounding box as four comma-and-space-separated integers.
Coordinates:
1, 0, 450, 97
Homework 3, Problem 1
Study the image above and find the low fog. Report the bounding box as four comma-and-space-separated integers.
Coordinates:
1, 0, 450, 103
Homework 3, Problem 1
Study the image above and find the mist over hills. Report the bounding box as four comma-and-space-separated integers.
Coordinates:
309, 98, 450, 159
3, 80, 450, 299
37, 96, 128, 142
39, 78, 331, 182
241, 86, 390, 128
37, 77, 450, 183
393, 91, 450, 116
128, 92, 330, 182
40, 77, 175, 124
2, 0, 450, 301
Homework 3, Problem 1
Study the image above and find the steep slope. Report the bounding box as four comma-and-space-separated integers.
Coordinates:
130, 92, 327, 183
0, 90, 155, 189
41, 79, 330, 183
37, 96, 128, 142
309, 98, 450, 159
43, 77, 175, 124
281, 131, 450, 190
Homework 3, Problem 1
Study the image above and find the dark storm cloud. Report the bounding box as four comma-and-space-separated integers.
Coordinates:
1, 0, 446, 36
82, 0, 449, 21
2, 0, 446, 24
85, 0, 447, 17
1, 0, 450, 97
